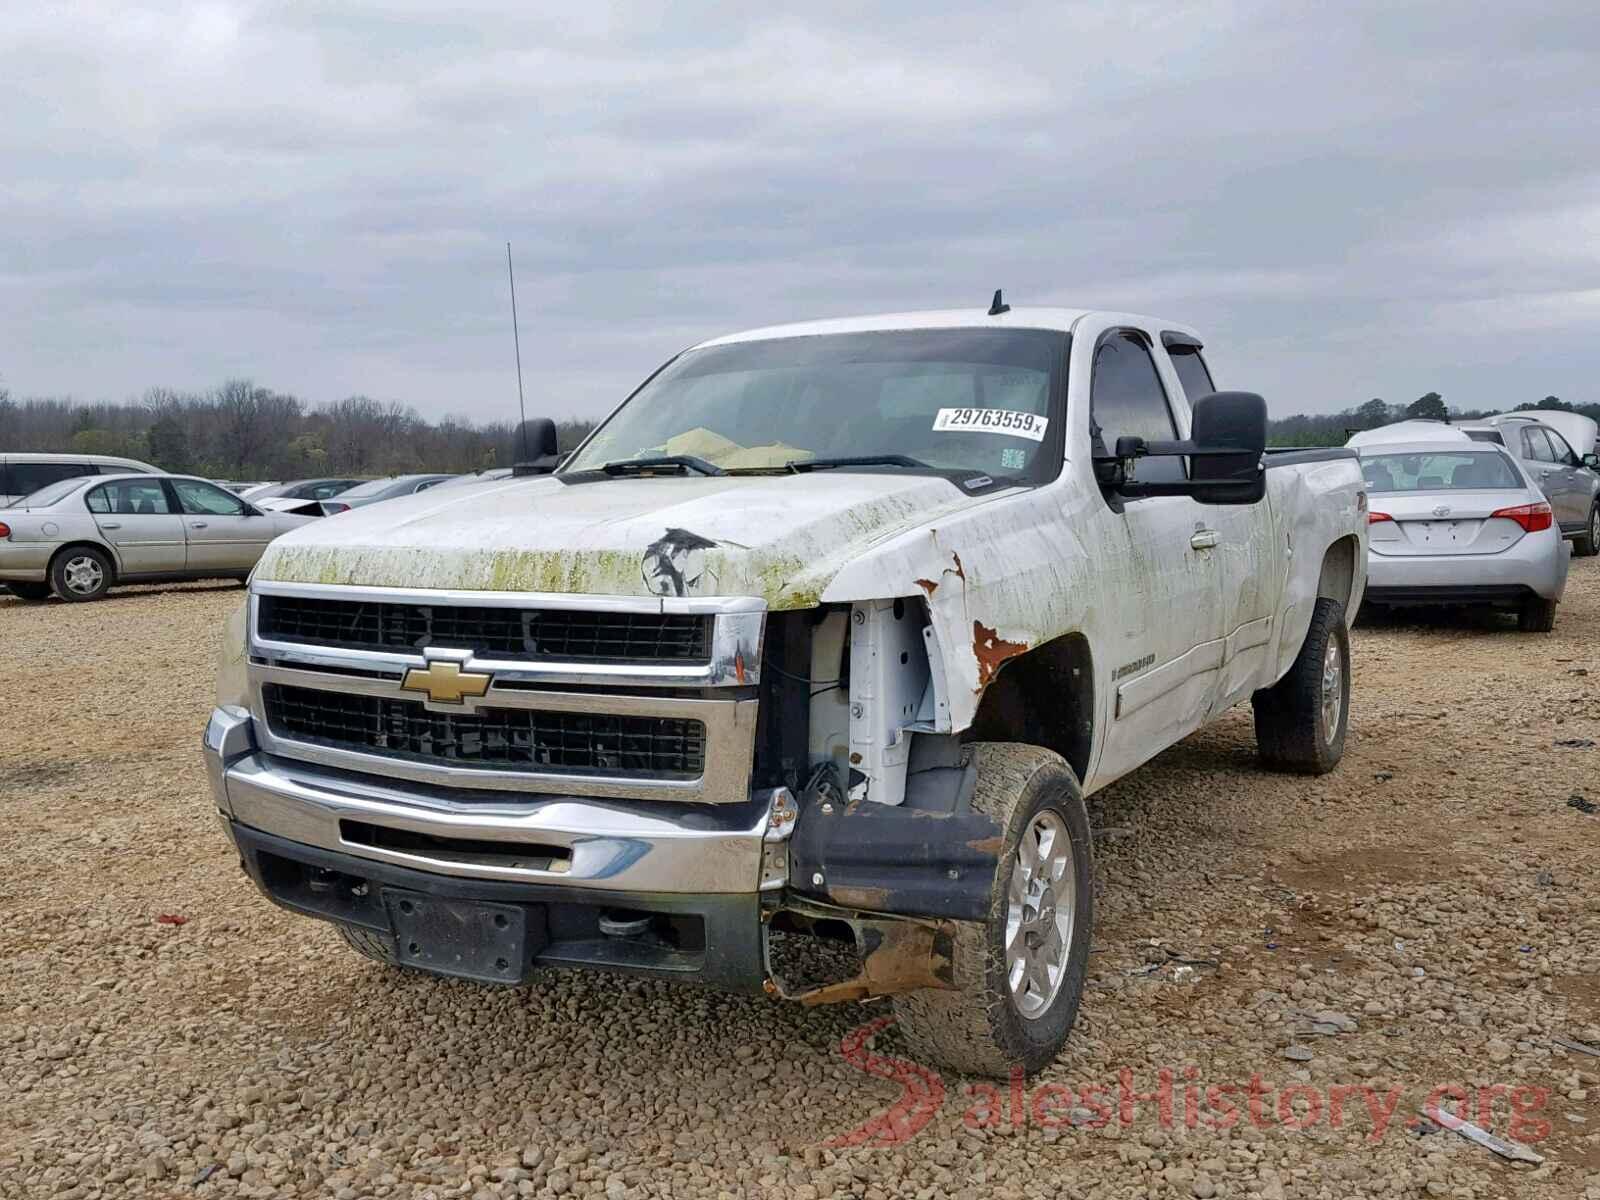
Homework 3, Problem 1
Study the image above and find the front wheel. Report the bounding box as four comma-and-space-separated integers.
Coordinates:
50, 546, 114, 602
891, 743, 1093, 1078
1574, 504, 1599, 558
1253, 596, 1350, 774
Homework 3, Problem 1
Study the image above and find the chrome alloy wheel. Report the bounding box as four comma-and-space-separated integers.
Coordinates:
1005, 810, 1076, 1019
1321, 636, 1343, 742
62, 555, 104, 595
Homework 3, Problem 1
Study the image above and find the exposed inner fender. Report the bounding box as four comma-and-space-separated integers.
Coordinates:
966, 632, 1094, 783
1317, 535, 1359, 618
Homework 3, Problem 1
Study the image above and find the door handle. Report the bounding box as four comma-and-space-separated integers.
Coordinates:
190, 521, 209, 529
1191, 530, 1220, 550
100, 522, 121, 530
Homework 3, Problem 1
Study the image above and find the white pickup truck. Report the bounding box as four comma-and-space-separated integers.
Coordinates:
204, 304, 1368, 1075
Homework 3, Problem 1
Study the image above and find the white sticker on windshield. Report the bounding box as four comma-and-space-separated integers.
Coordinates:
932, 407, 1048, 442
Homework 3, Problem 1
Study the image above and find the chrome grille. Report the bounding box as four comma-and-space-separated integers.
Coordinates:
263, 683, 706, 778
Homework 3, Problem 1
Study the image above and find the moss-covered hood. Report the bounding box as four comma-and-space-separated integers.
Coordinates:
254, 472, 991, 608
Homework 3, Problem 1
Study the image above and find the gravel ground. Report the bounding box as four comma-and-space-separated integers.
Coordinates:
2, 567, 1598, 1200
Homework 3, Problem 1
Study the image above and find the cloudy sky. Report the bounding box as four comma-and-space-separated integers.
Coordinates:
2, 1, 1597, 421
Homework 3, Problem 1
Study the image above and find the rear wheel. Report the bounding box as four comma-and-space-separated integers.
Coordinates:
1574, 503, 1599, 558
1518, 595, 1557, 633
5, 582, 51, 602
891, 743, 1093, 1078
50, 546, 113, 602
1253, 597, 1350, 775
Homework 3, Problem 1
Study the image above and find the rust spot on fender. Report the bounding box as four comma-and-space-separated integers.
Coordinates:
951, 551, 966, 581
972, 620, 1028, 690
914, 577, 938, 595
849, 751, 862, 765
966, 835, 1004, 856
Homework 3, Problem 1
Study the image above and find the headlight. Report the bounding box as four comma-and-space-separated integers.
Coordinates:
216, 597, 250, 709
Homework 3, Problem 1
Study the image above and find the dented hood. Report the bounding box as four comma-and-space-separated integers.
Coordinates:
253, 471, 997, 608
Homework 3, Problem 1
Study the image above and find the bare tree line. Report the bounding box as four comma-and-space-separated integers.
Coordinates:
0, 381, 597, 479
1, 379, 1593, 469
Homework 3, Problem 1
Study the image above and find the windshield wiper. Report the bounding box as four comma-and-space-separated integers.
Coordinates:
600, 455, 726, 477
785, 454, 930, 474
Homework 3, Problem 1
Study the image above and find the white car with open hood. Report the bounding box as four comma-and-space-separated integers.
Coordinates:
204, 303, 1368, 1075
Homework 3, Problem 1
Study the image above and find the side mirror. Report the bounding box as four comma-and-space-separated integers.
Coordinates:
1583, 453, 1600, 472
512, 418, 562, 476
1102, 391, 1267, 505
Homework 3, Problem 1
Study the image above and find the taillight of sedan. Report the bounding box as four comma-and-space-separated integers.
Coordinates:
1490, 501, 1554, 533
0, 522, 11, 539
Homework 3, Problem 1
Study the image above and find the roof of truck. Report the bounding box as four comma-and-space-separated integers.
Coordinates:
692, 305, 1195, 349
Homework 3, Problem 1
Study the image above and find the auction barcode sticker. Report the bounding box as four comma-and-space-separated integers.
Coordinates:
932, 408, 1049, 442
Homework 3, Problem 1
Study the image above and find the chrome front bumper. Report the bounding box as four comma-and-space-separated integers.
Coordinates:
205, 707, 791, 990
205, 707, 786, 895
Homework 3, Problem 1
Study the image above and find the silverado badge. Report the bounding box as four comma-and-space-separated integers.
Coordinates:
401, 660, 492, 705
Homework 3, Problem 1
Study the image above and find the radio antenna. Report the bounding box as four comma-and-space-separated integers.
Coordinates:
506, 241, 528, 462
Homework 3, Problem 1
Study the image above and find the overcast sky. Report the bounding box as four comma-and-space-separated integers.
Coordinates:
2, 1, 1597, 422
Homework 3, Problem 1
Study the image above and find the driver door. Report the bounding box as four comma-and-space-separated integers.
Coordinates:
169, 478, 275, 572
1087, 331, 1224, 786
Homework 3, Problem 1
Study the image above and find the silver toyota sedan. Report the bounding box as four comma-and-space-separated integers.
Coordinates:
0, 473, 318, 602
1359, 440, 1571, 631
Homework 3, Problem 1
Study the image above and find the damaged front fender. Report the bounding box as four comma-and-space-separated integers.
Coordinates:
789, 798, 1002, 922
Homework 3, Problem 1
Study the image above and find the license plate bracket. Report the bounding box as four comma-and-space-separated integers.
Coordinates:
382, 889, 527, 983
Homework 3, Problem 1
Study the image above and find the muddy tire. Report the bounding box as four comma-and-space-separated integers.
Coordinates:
891, 743, 1093, 1078
1517, 595, 1557, 633
1253, 596, 1349, 775
50, 545, 114, 602
336, 923, 400, 967
5, 582, 52, 602
1574, 504, 1599, 558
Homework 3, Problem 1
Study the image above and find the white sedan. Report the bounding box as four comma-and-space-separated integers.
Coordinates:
0, 473, 318, 602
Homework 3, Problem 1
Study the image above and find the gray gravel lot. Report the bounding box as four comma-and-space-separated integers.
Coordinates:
2, 568, 1598, 1199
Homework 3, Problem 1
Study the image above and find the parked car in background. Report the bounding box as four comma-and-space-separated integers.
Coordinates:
1, 452, 158, 506
1346, 420, 1469, 449
215, 481, 276, 495
1358, 440, 1569, 631
241, 478, 366, 503
253, 496, 331, 519
1456, 415, 1599, 555
320, 474, 456, 512
428, 468, 514, 490
0, 474, 318, 602
1502, 410, 1599, 466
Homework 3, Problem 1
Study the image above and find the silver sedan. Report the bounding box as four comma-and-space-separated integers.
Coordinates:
0, 473, 318, 602
1359, 441, 1570, 631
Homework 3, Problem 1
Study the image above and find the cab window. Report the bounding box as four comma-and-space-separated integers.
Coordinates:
1091, 333, 1185, 484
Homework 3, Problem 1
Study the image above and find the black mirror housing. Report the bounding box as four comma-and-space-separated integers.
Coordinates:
512, 418, 562, 476
1104, 391, 1267, 505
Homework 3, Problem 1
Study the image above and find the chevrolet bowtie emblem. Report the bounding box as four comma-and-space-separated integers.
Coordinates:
401, 660, 492, 704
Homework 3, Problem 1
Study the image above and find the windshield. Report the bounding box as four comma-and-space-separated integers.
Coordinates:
565, 329, 1066, 481
1362, 451, 1521, 492
13, 477, 90, 508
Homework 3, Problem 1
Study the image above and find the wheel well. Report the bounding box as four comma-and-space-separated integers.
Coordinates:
966, 631, 1093, 782
50, 540, 117, 580
1317, 535, 1359, 614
